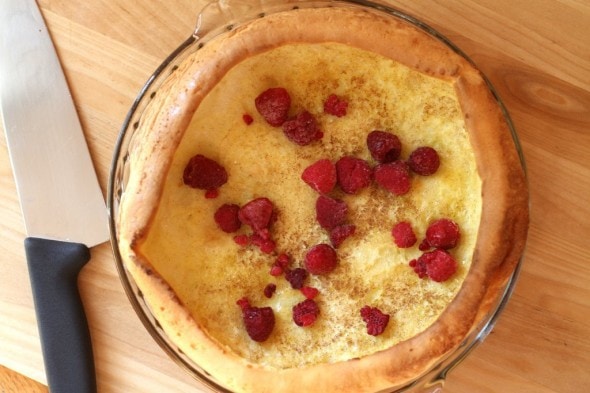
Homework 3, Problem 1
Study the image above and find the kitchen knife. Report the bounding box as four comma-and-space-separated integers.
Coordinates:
0, 1, 108, 393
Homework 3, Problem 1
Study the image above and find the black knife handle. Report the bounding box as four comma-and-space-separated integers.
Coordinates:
24, 237, 97, 393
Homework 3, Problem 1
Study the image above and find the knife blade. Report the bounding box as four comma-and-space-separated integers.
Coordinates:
0, 1, 108, 393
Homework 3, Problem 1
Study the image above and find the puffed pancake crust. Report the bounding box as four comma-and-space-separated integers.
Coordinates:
116, 5, 529, 393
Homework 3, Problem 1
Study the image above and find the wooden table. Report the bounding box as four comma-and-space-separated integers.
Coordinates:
1, 1, 589, 392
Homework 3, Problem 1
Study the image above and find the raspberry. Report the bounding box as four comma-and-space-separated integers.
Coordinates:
282, 111, 323, 146
214, 204, 241, 233
233, 234, 250, 246
183, 154, 228, 191
315, 195, 348, 230
391, 221, 417, 248
242, 306, 275, 341
409, 258, 426, 278
301, 159, 337, 194
269, 265, 283, 276
263, 283, 277, 298
293, 299, 320, 327
418, 238, 431, 251
276, 253, 291, 269
285, 268, 308, 289
242, 113, 254, 125
425, 250, 458, 282
236, 297, 250, 310
324, 94, 348, 117
238, 197, 275, 233
360, 306, 390, 336
425, 218, 460, 249
336, 156, 372, 194
249, 233, 276, 254
237, 298, 275, 342
374, 160, 411, 195
329, 224, 356, 248
304, 243, 338, 275
270, 253, 290, 276
257, 228, 272, 240
409, 249, 458, 282
254, 87, 291, 127
205, 189, 219, 199
301, 286, 319, 299
366, 130, 402, 163
408, 146, 440, 176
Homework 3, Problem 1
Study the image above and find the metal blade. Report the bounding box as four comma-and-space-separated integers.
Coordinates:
0, 0, 108, 247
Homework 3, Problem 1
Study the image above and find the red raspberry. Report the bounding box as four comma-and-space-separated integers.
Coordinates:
237, 298, 275, 342
238, 198, 275, 233
409, 258, 427, 279
323, 94, 348, 117
409, 249, 458, 282
269, 265, 283, 276
256, 228, 272, 240
425, 218, 460, 249
374, 160, 411, 195
282, 111, 323, 145
391, 221, 417, 248
301, 159, 337, 194
236, 297, 250, 310
301, 286, 319, 299
205, 189, 219, 199
276, 253, 291, 269
285, 268, 308, 289
214, 204, 241, 233
263, 283, 277, 298
270, 253, 290, 276
418, 238, 431, 251
293, 299, 320, 327
249, 233, 276, 254
336, 156, 372, 194
233, 234, 250, 247
366, 130, 402, 163
315, 195, 348, 230
360, 306, 390, 336
408, 146, 440, 175
329, 224, 356, 248
425, 250, 458, 282
183, 154, 228, 191
304, 243, 338, 275
254, 87, 291, 127
242, 113, 254, 125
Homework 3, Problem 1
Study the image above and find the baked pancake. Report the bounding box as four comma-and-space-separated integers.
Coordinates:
115, 4, 528, 393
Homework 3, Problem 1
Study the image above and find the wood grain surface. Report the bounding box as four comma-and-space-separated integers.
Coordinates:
1, 0, 589, 392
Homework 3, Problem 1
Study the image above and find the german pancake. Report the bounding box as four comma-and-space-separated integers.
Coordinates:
113, 4, 529, 392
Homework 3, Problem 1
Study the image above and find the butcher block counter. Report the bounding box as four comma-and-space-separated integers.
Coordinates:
1, 0, 589, 392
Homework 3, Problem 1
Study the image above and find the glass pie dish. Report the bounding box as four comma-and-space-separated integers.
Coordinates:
107, 0, 527, 392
